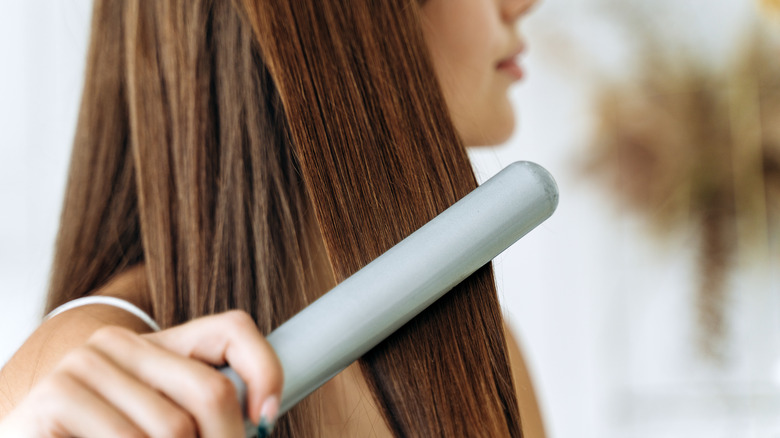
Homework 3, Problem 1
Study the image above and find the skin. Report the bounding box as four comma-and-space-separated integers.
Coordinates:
0, 0, 543, 436
422, 0, 537, 146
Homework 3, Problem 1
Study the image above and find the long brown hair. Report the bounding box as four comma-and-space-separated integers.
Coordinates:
47, 0, 522, 436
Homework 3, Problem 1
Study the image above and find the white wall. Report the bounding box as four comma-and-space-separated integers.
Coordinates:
0, 0, 92, 364
2, 1, 779, 437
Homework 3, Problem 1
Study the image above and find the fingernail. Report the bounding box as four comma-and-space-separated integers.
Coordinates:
257, 395, 279, 437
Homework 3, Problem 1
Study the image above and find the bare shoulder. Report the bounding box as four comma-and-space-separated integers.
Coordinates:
0, 264, 153, 416
504, 321, 547, 438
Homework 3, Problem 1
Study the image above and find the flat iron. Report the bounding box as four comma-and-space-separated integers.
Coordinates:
221, 161, 559, 434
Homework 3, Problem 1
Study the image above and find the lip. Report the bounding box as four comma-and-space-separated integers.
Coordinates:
496, 44, 526, 81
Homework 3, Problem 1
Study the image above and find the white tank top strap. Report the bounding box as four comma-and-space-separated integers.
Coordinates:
45, 296, 161, 332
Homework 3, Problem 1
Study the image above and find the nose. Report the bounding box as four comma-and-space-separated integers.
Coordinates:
501, 0, 538, 23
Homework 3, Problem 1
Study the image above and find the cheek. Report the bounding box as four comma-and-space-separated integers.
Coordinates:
432, 9, 501, 92
449, 60, 517, 146
421, 0, 515, 145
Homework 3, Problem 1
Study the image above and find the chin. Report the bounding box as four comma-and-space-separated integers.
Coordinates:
490, 117, 517, 145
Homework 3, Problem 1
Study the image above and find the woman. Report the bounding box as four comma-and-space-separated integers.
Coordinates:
0, 0, 543, 436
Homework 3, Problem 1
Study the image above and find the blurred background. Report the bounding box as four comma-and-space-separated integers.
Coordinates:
1, 0, 778, 437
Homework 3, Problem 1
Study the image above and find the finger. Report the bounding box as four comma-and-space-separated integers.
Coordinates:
57, 345, 197, 438
88, 325, 244, 438
144, 310, 283, 424
28, 371, 143, 438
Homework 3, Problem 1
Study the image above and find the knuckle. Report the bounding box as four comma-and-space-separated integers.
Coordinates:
222, 310, 256, 332
163, 411, 197, 438
34, 373, 69, 400
115, 429, 145, 438
199, 372, 237, 409
33, 373, 77, 414
58, 346, 104, 373
88, 325, 135, 346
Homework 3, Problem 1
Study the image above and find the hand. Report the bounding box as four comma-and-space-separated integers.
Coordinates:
0, 310, 282, 437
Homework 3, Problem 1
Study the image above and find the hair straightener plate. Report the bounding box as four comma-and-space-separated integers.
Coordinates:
221, 161, 559, 432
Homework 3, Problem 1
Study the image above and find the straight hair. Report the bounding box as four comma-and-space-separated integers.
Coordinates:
46, 0, 522, 436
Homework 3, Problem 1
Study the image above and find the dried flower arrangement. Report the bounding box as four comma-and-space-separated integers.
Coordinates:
764, 0, 780, 16
586, 24, 780, 360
